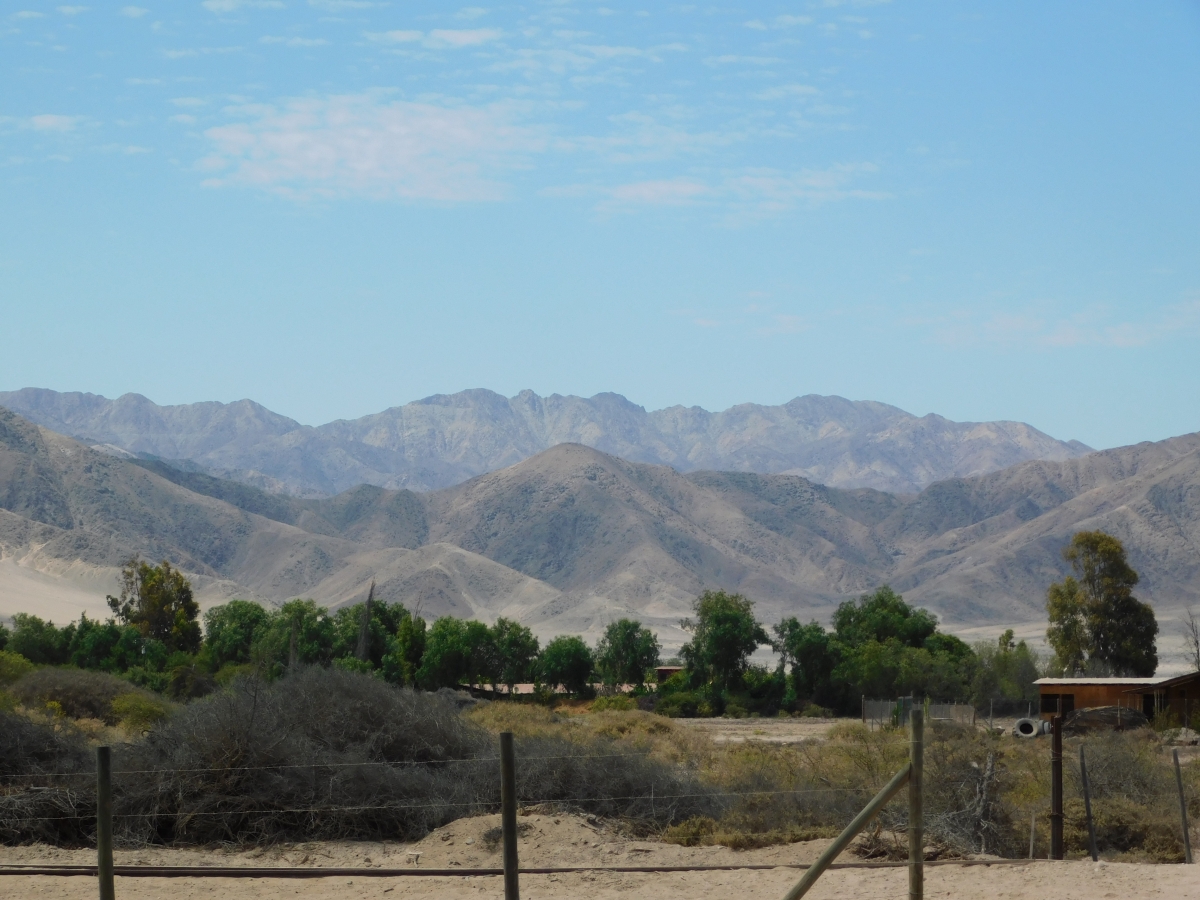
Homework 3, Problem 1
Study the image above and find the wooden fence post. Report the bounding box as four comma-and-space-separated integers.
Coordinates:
96, 746, 114, 900
499, 732, 520, 900
1080, 745, 1097, 861
909, 708, 923, 900
1028, 811, 1036, 859
780, 763, 911, 900
1175, 749, 1193, 864
1050, 715, 1063, 860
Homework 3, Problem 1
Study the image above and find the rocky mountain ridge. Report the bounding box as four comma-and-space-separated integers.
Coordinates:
0, 387, 1091, 497
1, 406, 1194, 653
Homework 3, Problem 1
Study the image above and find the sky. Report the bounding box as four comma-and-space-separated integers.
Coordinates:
1, 1, 1198, 450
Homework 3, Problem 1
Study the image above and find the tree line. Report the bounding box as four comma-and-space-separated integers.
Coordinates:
0, 529, 1161, 715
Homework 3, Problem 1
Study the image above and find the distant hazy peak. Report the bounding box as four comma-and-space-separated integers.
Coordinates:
0, 387, 1091, 498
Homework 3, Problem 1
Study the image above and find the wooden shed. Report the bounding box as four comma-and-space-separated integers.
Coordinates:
1035, 671, 1200, 725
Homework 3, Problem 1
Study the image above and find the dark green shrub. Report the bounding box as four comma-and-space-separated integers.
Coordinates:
0, 650, 35, 686
655, 691, 711, 718
8, 614, 73, 666
9, 668, 159, 723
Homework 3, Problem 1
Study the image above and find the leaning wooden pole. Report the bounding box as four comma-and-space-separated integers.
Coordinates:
355, 580, 375, 662
1050, 715, 1063, 860
909, 708, 924, 900
1175, 749, 1194, 864
499, 732, 520, 900
96, 746, 114, 900
1080, 745, 1098, 862
780, 762, 911, 900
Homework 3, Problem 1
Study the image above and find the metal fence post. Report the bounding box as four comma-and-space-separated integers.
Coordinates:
96, 746, 114, 900
1050, 716, 1063, 860
909, 708, 923, 900
1175, 749, 1194, 864
499, 732, 520, 900
1080, 745, 1097, 861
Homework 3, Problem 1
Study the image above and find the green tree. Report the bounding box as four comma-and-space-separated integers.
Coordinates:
8, 614, 73, 666
832, 586, 937, 648
251, 599, 335, 673
462, 620, 499, 687
537, 635, 595, 696
490, 618, 539, 693
203, 600, 270, 670
827, 587, 977, 705
772, 618, 834, 701
595, 619, 660, 689
67, 615, 143, 672
382, 612, 426, 686
107, 558, 201, 654
679, 590, 769, 694
417, 617, 473, 689
971, 629, 1041, 708
1046, 531, 1158, 676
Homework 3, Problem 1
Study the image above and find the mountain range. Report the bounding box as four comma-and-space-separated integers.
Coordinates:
0, 388, 1091, 497
1, 404, 1196, 656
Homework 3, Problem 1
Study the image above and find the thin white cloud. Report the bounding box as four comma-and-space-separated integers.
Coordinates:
746, 14, 813, 30
261, 35, 329, 46
609, 178, 709, 205
427, 28, 503, 47
200, 93, 544, 202
366, 29, 422, 43
202, 0, 284, 12
30, 114, 82, 131
754, 83, 820, 101
457, 6, 488, 20
366, 28, 502, 49
120, 6, 149, 16
927, 299, 1200, 350
595, 163, 887, 218
309, 0, 379, 8
161, 46, 242, 58
705, 55, 781, 66
13, 10, 45, 18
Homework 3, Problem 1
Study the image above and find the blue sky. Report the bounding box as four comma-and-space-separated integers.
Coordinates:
2, 1, 1197, 449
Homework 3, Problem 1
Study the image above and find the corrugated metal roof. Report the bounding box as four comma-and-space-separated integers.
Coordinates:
1033, 677, 1163, 685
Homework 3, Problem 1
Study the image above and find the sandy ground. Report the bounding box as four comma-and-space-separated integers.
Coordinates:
0, 858, 1195, 900
0, 814, 830, 871
674, 717, 840, 744
3, 813, 1197, 900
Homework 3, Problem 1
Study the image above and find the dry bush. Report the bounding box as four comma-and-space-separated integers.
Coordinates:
106, 668, 716, 845
1060, 730, 1189, 862
9, 669, 159, 724
467, 703, 721, 832
111, 666, 495, 845
468, 704, 715, 771
0, 710, 94, 845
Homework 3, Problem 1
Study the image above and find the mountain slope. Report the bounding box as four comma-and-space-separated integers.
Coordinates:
0, 387, 1090, 496
0, 407, 553, 625
1, 406, 1195, 651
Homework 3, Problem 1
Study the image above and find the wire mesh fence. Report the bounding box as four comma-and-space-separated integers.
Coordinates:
1, 668, 1195, 863
861, 698, 975, 730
